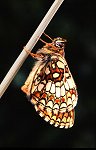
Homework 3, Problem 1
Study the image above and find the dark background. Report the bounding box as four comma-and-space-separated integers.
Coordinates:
0, 0, 96, 148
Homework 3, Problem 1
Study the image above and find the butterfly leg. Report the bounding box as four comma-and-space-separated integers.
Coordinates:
47, 43, 59, 51
24, 47, 44, 59
39, 39, 58, 51
43, 32, 53, 41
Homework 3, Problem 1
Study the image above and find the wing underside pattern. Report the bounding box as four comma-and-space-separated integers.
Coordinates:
21, 55, 78, 128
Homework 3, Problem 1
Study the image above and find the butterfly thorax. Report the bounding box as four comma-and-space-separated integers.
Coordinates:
37, 37, 67, 57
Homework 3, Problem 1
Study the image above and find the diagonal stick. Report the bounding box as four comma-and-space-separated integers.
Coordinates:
0, 0, 65, 98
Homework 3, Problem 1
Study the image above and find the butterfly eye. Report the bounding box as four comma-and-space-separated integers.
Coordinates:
55, 41, 64, 48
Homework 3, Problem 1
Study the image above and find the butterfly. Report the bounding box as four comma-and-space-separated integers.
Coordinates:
21, 33, 78, 129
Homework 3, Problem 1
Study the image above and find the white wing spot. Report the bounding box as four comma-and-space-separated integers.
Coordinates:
51, 115, 56, 121
51, 56, 58, 59
50, 83, 55, 93
72, 94, 75, 101
58, 56, 64, 63
67, 78, 74, 89
40, 99, 46, 106
44, 116, 50, 122
62, 117, 67, 123
56, 82, 60, 87
53, 109, 59, 115
54, 122, 59, 127
50, 120, 54, 125
38, 84, 44, 91
57, 61, 64, 69
46, 101, 53, 108
39, 112, 44, 117
60, 103, 67, 112
42, 80, 46, 84
53, 103, 59, 109
61, 85, 65, 96
52, 63, 55, 68
56, 87, 60, 98
66, 73, 70, 78
45, 67, 50, 75
60, 102, 67, 109
46, 81, 52, 91
64, 81, 69, 90
67, 98, 72, 106
53, 73, 59, 78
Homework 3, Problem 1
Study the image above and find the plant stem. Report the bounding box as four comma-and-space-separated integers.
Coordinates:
0, 0, 65, 98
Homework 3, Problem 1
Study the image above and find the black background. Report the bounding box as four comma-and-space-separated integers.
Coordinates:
0, 0, 96, 148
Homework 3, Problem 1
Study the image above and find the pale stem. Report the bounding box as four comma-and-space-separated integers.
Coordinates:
0, 0, 65, 98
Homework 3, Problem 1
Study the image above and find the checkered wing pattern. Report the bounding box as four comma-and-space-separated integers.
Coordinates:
22, 54, 78, 128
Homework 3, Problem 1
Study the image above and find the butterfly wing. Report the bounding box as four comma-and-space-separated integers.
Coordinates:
21, 54, 78, 128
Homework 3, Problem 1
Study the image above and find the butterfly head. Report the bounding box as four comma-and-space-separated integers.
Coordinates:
39, 35, 67, 56
53, 37, 67, 49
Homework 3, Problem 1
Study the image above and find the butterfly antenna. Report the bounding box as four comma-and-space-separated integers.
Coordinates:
39, 38, 47, 44
44, 32, 53, 41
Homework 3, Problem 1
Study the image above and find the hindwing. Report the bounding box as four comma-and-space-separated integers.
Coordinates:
21, 54, 78, 128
